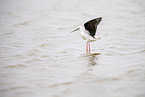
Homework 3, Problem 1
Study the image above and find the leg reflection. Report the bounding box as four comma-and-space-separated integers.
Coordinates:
88, 55, 97, 66
88, 53, 100, 66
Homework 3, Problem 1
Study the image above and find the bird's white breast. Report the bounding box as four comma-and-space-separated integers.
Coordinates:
79, 30, 96, 42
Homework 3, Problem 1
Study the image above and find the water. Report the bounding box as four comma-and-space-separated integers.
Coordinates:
0, 0, 145, 97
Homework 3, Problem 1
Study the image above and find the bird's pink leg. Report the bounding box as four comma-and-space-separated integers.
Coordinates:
89, 42, 90, 53
86, 42, 88, 53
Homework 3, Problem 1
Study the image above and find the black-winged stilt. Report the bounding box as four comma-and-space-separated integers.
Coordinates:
71, 17, 102, 53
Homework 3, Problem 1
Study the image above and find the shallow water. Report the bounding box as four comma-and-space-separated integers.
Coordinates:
0, 0, 145, 97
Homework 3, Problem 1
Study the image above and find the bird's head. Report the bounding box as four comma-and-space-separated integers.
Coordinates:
71, 26, 83, 33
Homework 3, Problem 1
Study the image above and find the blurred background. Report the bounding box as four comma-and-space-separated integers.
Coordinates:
0, 0, 145, 97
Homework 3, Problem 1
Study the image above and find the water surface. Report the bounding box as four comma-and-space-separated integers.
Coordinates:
0, 0, 145, 97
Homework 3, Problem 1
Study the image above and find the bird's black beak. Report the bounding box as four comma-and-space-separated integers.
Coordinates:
71, 28, 78, 33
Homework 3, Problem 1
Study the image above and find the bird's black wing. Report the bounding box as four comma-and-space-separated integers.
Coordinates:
84, 17, 102, 38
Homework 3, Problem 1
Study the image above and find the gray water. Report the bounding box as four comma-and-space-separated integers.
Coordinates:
0, 0, 145, 97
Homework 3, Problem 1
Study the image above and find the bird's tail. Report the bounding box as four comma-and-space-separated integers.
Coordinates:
95, 36, 101, 40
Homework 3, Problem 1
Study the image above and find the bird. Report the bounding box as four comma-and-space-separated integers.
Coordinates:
71, 17, 102, 53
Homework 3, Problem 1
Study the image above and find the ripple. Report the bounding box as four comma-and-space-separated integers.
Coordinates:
13, 21, 30, 27
50, 82, 73, 87
5, 64, 28, 69
24, 58, 43, 64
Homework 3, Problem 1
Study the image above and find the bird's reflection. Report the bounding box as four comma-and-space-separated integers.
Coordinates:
88, 54, 97, 66
88, 53, 100, 66
79, 53, 100, 77
82, 53, 100, 66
